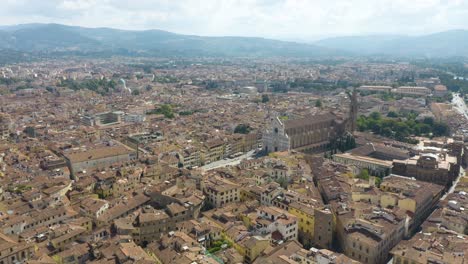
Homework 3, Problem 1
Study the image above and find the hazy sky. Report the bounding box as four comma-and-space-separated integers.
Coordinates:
1, 0, 468, 40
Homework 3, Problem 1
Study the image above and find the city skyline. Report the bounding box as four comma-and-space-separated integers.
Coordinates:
1, 2, 468, 264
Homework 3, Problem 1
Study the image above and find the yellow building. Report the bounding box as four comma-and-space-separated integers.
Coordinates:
288, 202, 315, 248
228, 235, 269, 264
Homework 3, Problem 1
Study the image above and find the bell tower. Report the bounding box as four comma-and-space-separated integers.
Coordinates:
349, 88, 358, 133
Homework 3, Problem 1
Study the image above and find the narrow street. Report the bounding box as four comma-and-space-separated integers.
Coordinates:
442, 167, 465, 200
441, 93, 468, 200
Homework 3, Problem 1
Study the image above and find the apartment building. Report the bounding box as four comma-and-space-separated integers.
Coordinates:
63, 144, 137, 177
340, 209, 407, 264
202, 139, 225, 164
0, 234, 33, 264
379, 175, 444, 233
393, 153, 458, 188
257, 206, 298, 241
201, 176, 240, 208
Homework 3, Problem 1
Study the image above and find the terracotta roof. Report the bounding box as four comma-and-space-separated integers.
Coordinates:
284, 112, 336, 129
65, 145, 134, 163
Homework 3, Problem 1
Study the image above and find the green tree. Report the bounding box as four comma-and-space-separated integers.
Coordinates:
356, 111, 446, 143
234, 124, 252, 134
59, 78, 117, 95
204, 80, 219, 90
46, 86, 54, 93
423, 117, 435, 126
262, 94, 270, 103
159, 104, 174, 119
375, 177, 382, 187
276, 177, 289, 189
148, 104, 175, 118
370, 112, 382, 120
179, 110, 193, 116
315, 99, 323, 108
357, 169, 370, 180
433, 123, 449, 136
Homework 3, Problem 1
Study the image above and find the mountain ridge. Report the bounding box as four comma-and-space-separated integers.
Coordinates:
0, 23, 468, 59
314, 30, 468, 57
0, 23, 340, 58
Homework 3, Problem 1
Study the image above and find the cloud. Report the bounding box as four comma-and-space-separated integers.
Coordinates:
0, 0, 467, 40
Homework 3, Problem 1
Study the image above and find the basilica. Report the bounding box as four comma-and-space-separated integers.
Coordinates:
263, 90, 358, 154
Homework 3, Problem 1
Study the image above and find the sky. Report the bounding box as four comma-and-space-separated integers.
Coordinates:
1, 0, 468, 41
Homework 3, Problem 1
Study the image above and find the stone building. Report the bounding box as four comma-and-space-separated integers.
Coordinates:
333, 153, 393, 177
358, 85, 392, 93
63, 145, 137, 178
0, 113, 11, 141
392, 153, 458, 188
263, 113, 347, 154
201, 175, 240, 208
339, 209, 407, 264
394, 86, 431, 97
379, 175, 444, 234
263, 89, 357, 154
313, 207, 335, 250
256, 206, 299, 241
0, 234, 34, 264
391, 232, 468, 264
433, 84, 448, 97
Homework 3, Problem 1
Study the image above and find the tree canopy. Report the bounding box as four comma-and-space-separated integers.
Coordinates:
357, 169, 370, 180
234, 124, 252, 134
58, 78, 117, 95
357, 111, 449, 143
315, 99, 323, 108
147, 104, 175, 119
439, 72, 468, 96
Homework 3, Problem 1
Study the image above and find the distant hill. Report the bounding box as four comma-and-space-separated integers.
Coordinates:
315, 30, 468, 57
0, 23, 339, 58
1, 24, 467, 60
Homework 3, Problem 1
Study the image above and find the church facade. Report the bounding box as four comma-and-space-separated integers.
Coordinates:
263, 89, 358, 154
263, 113, 348, 154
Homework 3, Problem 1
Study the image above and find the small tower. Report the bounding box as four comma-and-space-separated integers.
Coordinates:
349, 88, 358, 133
